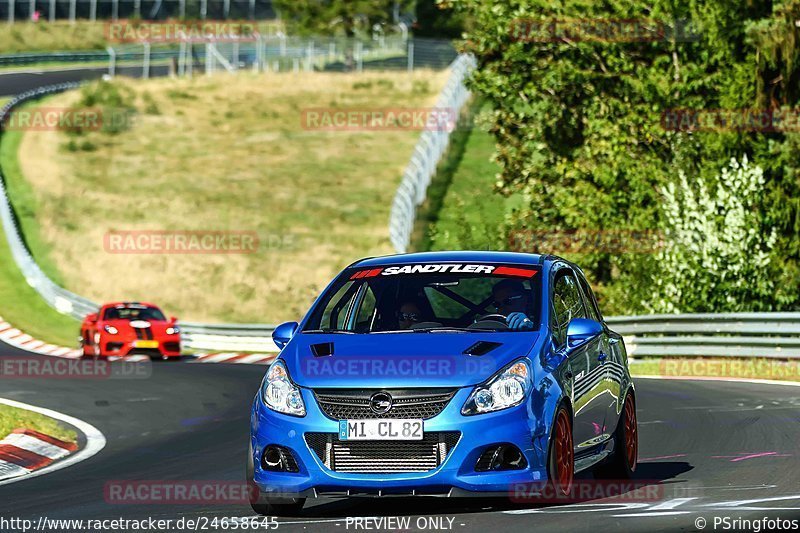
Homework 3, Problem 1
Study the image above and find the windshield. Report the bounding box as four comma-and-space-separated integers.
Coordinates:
103, 306, 166, 322
304, 263, 541, 333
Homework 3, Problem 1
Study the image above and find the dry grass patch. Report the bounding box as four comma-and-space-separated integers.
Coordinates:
17, 70, 448, 323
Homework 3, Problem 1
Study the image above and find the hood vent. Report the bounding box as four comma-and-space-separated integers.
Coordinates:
310, 342, 334, 358
462, 341, 502, 356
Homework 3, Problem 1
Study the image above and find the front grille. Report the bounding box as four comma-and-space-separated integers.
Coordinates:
313, 388, 456, 420
305, 432, 460, 473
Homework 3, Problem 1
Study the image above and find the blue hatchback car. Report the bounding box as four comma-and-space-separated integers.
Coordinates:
248, 251, 637, 515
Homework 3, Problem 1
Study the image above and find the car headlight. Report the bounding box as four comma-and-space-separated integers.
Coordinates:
104, 325, 118, 335
462, 359, 531, 415
261, 360, 305, 417
166, 326, 180, 335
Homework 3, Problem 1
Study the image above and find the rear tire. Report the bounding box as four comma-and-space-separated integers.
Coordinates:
246, 443, 305, 516
546, 404, 574, 497
594, 392, 637, 479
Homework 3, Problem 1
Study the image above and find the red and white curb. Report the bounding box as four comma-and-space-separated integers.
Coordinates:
0, 316, 81, 359
190, 352, 277, 365
0, 429, 77, 480
0, 315, 277, 365
0, 398, 106, 486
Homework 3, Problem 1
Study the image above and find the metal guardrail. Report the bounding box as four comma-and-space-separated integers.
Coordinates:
388, 53, 476, 254
606, 313, 800, 358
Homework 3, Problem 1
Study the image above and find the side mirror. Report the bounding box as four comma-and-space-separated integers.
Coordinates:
86, 313, 98, 323
170, 316, 178, 323
566, 318, 603, 349
272, 321, 299, 350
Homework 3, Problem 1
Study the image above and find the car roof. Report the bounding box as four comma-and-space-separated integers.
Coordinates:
351, 251, 547, 268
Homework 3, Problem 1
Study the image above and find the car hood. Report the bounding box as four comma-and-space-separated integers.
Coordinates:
280, 332, 539, 388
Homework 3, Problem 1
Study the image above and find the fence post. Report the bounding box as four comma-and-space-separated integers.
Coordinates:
107, 46, 116, 78
407, 41, 414, 72
69, 0, 75, 22
48, 0, 54, 21
7, 0, 12, 23
142, 42, 150, 80
90, 0, 97, 21
355, 41, 363, 72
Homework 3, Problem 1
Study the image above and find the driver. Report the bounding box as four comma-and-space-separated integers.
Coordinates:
491, 279, 535, 331
397, 301, 424, 329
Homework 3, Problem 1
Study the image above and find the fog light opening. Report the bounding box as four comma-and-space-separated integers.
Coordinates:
260, 445, 300, 472
475, 444, 527, 472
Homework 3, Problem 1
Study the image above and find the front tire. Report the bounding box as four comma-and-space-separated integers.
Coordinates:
594, 392, 637, 479
246, 443, 305, 516
546, 404, 574, 497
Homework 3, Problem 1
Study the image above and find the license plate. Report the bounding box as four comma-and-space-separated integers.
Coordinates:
133, 340, 159, 348
339, 419, 424, 441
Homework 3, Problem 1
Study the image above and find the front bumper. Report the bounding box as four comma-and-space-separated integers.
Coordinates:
99, 335, 182, 357
250, 387, 549, 498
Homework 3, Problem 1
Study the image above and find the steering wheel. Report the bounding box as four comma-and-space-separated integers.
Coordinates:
475, 313, 508, 323
469, 313, 509, 331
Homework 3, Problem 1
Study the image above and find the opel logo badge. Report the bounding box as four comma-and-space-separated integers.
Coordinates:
369, 391, 393, 414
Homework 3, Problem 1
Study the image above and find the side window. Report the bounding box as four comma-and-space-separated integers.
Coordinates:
577, 274, 603, 323
550, 271, 588, 348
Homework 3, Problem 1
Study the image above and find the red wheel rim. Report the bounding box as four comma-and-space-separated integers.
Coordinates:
624, 396, 638, 471
554, 409, 574, 495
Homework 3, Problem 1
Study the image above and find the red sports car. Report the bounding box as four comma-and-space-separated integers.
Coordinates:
80, 302, 182, 359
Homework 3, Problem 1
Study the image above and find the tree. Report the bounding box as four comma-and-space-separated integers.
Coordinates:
274, 0, 413, 37
449, 0, 800, 313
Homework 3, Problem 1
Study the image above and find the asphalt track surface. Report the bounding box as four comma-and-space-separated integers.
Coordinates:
0, 337, 798, 533
0, 65, 171, 96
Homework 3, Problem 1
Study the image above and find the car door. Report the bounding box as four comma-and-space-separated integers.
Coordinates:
575, 269, 621, 435
550, 266, 607, 450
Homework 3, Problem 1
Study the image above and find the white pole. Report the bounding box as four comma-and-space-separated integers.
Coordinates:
356, 41, 363, 72
200, 0, 206, 19
179, 0, 185, 19
143, 42, 150, 79
106, 46, 116, 77
27, 0, 32, 20
69, 0, 75, 23
223, 0, 229, 19
134, 0, 140, 18
48, 0, 54, 21
233, 41, 239, 71
178, 41, 185, 76
112, 0, 118, 21
407, 41, 414, 72
90, 0, 97, 21
7, 0, 13, 24
248, 0, 254, 19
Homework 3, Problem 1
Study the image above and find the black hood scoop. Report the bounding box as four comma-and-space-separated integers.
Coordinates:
310, 342, 334, 357
463, 341, 503, 356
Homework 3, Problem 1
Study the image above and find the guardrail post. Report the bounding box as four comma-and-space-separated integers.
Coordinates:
106, 46, 116, 78
142, 42, 150, 80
